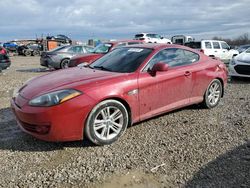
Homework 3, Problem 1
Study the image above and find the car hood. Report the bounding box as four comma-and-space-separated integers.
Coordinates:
19, 67, 121, 99
235, 52, 250, 63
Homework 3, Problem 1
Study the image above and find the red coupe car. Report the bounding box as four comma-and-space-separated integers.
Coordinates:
68, 40, 143, 67
11, 44, 227, 145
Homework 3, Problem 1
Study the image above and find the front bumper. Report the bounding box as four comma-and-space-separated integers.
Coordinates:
11, 94, 95, 142
229, 62, 250, 78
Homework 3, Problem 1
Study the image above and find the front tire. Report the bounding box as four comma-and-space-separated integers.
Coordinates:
202, 79, 222, 108
85, 100, 129, 145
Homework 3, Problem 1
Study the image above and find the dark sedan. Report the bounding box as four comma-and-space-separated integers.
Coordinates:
0, 54, 11, 71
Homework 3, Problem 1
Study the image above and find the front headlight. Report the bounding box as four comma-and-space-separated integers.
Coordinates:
29, 89, 82, 107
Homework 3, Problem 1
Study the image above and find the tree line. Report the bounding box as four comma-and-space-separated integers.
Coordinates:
212, 33, 250, 47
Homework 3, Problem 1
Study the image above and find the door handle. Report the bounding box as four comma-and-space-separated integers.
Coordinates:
184, 71, 191, 76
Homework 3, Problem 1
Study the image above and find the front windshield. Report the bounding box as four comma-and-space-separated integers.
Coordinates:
90, 47, 153, 73
92, 43, 113, 54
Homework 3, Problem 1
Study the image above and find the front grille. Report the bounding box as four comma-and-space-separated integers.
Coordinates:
235, 65, 250, 75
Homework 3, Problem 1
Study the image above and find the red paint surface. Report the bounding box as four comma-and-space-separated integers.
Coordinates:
11, 44, 227, 141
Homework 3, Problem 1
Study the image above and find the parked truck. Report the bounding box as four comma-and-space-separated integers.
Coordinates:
171, 35, 194, 45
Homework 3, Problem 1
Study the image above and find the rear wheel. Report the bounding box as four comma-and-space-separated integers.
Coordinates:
24, 50, 32, 56
61, 59, 70, 69
202, 79, 222, 108
32, 50, 40, 56
85, 100, 129, 145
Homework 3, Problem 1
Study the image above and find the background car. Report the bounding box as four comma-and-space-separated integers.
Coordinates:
17, 43, 42, 56
46, 34, 72, 44
40, 45, 94, 69
3, 42, 18, 53
0, 54, 11, 71
185, 40, 239, 62
0, 46, 7, 55
236, 44, 250, 54
229, 47, 250, 78
134, 33, 172, 44
68, 40, 143, 67
12, 44, 227, 145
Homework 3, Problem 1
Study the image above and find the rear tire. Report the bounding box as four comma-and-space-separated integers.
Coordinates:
85, 100, 129, 145
61, 59, 70, 69
24, 50, 32, 56
32, 50, 40, 56
202, 79, 222, 108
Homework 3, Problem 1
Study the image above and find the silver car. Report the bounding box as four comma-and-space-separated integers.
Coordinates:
229, 48, 250, 78
40, 45, 93, 69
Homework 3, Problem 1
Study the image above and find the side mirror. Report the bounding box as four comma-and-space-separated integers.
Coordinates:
227, 46, 231, 50
149, 62, 169, 76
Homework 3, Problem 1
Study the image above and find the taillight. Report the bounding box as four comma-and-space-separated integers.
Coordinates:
200, 49, 204, 53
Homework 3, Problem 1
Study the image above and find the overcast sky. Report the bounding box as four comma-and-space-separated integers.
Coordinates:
1, 0, 250, 42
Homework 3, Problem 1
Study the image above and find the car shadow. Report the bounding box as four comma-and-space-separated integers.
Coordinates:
228, 77, 250, 84
185, 141, 250, 187
16, 67, 54, 73
0, 107, 96, 152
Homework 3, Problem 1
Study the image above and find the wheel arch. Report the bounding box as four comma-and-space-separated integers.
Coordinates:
215, 77, 224, 97
60, 58, 70, 68
100, 97, 132, 126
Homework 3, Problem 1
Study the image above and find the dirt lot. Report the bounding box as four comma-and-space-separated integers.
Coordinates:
0, 56, 249, 188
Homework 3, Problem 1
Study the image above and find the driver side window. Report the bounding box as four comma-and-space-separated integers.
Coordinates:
145, 48, 199, 71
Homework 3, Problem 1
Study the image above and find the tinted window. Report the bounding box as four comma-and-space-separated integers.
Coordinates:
245, 48, 250, 53
213, 42, 220, 49
184, 42, 201, 49
205, 42, 212, 49
146, 34, 161, 38
68, 46, 83, 53
221, 42, 229, 49
90, 48, 152, 73
135, 34, 144, 38
92, 43, 113, 54
85, 46, 94, 52
128, 42, 143, 45
115, 43, 126, 47
146, 48, 199, 70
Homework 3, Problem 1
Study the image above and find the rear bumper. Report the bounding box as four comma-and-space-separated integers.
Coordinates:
0, 62, 11, 69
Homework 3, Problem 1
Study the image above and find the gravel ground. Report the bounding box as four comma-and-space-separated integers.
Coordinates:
0, 56, 249, 188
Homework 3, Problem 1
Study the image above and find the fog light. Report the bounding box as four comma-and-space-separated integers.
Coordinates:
35, 125, 50, 134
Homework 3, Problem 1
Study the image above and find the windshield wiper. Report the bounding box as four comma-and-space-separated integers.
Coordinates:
93, 65, 111, 71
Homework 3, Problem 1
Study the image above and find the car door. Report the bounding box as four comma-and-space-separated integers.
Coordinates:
138, 48, 194, 121
220, 42, 231, 60
212, 41, 222, 59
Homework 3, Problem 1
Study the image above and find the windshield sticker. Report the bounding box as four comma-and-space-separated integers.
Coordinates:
128, 48, 144, 52
104, 44, 112, 47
